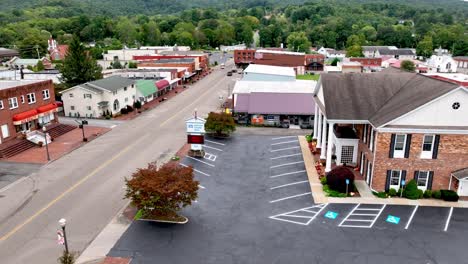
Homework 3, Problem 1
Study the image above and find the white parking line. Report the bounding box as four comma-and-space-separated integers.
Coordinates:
269, 204, 328, 225
271, 146, 300, 152
198, 185, 206, 189
186, 156, 215, 167
110, 125, 116, 129
339, 204, 386, 228
180, 163, 211, 176
444, 207, 454, 231
405, 205, 418, 230
270, 161, 303, 169
271, 136, 297, 140
270, 180, 309, 190
204, 145, 223, 152
271, 140, 297, 146
271, 153, 302, 160
269, 192, 311, 203
270, 170, 306, 178
205, 139, 225, 146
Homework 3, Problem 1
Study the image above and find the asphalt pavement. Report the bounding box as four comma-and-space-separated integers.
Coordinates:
109, 134, 468, 264
0, 60, 234, 263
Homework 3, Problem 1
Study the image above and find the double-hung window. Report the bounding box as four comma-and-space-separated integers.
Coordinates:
42, 89, 50, 100
389, 170, 402, 191
393, 134, 406, 158
83, 94, 92, 99
421, 135, 435, 159
416, 171, 430, 191
27, 93, 36, 104
8, 97, 18, 109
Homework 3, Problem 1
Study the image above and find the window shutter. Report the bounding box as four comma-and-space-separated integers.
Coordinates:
414, 171, 419, 182
404, 134, 412, 158
432, 135, 440, 159
389, 134, 396, 158
385, 170, 391, 192
428, 171, 434, 190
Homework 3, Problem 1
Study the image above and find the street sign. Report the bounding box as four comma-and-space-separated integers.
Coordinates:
386, 215, 400, 224
401, 180, 406, 186
324, 211, 338, 219
57, 230, 64, 245
346, 179, 350, 185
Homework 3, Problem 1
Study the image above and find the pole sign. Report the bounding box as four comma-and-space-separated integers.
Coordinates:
186, 116, 206, 151
186, 119, 206, 133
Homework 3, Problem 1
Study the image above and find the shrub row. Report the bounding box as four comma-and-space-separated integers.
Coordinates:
374, 179, 459, 201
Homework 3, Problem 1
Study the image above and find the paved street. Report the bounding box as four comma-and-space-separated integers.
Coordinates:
58, 116, 125, 129
109, 134, 468, 264
0, 61, 233, 263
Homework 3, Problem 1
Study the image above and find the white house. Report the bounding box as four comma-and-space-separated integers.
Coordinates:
61, 76, 136, 118
426, 53, 458, 73
317, 47, 346, 59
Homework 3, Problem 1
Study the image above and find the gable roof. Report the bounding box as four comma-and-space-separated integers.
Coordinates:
81, 76, 135, 92
318, 69, 459, 126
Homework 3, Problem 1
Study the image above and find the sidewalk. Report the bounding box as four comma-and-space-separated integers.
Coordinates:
298, 136, 468, 208
4, 126, 110, 164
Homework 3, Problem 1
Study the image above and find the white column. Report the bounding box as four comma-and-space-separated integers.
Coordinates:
325, 122, 334, 172
313, 105, 318, 139
316, 111, 322, 148
320, 117, 327, 159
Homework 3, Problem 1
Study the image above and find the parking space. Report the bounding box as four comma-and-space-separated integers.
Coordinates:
110, 134, 468, 264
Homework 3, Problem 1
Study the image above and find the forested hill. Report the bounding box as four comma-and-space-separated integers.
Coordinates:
1, 0, 466, 16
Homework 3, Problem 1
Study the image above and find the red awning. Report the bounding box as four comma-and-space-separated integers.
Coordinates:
12, 109, 38, 124
156, 80, 170, 91
37, 103, 58, 113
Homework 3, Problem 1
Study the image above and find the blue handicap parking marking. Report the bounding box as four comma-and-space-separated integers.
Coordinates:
386, 215, 400, 224
324, 211, 338, 219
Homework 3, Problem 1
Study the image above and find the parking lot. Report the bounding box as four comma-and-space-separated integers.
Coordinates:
109, 133, 468, 264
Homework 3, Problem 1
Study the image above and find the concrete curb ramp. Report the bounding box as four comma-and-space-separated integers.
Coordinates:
298, 136, 468, 208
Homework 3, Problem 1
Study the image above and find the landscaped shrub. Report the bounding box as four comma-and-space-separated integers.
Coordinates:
376, 191, 388, 198
397, 188, 403, 197
320, 176, 327, 185
134, 100, 142, 109
326, 166, 354, 193
388, 188, 397, 197
418, 189, 424, 199
423, 190, 432, 198
433, 190, 442, 199
121, 108, 128, 115
440, 190, 459, 202
126, 105, 134, 112
323, 185, 347, 197
403, 179, 420, 200
305, 135, 312, 142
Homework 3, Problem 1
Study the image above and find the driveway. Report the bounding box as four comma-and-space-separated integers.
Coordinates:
109, 133, 468, 264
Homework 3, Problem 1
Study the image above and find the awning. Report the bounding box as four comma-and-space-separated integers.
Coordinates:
13, 109, 38, 125
169, 78, 181, 84
137, 80, 157, 97
183, 72, 196, 79
156, 79, 170, 91
452, 168, 468, 180
37, 103, 58, 117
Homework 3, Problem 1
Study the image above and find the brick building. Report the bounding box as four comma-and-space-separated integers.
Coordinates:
0, 80, 58, 144
234, 49, 306, 74
313, 68, 468, 195
305, 54, 325, 72
349, 58, 382, 72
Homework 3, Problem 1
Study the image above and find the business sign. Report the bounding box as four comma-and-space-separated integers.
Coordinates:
188, 135, 204, 144
191, 144, 203, 150
186, 117, 206, 134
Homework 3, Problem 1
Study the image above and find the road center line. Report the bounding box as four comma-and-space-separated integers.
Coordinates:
270, 170, 306, 178
444, 207, 454, 232
271, 153, 302, 160
0, 134, 149, 241
269, 192, 311, 203
270, 180, 309, 190
186, 156, 215, 167
204, 140, 225, 146
270, 161, 303, 168
405, 205, 418, 230
203, 145, 223, 151
271, 140, 297, 146
271, 146, 300, 152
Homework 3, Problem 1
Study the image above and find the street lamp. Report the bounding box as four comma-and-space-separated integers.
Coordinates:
42, 126, 50, 161
59, 218, 69, 255
76, 120, 88, 142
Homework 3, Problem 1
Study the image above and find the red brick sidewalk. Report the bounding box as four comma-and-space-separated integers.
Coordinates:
4, 126, 110, 164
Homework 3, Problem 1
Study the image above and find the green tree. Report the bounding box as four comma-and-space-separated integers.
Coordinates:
286, 31, 310, 53
116, 18, 137, 46
416, 35, 433, 58
359, 26, 377, 42
141, 21, 161, 46
205, 112, 236, 137
401, 60, 416, 72
35, 60, 45, 72
59, 36, 102, 88
331, 57, 340, 66
346, 45, 363, 57
176, 31, 194, 46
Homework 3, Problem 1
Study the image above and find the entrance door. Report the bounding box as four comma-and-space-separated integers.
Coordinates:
458, 179, 468, 196
21, 121, 32, 132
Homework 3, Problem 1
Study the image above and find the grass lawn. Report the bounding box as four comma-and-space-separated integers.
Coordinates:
296, 74, 320, 81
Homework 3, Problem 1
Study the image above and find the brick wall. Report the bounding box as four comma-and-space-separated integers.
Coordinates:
372, 132, 468, 191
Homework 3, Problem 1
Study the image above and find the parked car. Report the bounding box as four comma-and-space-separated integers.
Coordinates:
227, 71, 233, 76
220, 63, 225, 69
232, 68, 237, 73
281, 119, 290, 128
